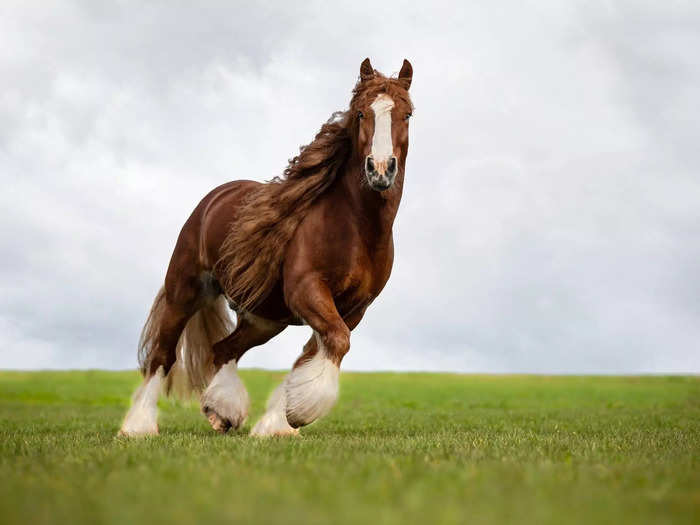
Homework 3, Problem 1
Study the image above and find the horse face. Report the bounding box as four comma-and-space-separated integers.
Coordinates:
356, 59, 413, 192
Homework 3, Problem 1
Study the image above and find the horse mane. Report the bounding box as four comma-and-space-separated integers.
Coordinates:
215, 71, 408, 311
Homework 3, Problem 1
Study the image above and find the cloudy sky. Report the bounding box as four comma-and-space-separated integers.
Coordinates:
1, 1, 699, 373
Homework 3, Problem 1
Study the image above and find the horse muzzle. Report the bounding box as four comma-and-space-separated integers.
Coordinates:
365, 155, 397, 191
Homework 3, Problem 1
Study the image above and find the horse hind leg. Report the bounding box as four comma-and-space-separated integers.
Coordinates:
118, 364, 165, 437
201, 312, 285, 433
119, 287, 196, 437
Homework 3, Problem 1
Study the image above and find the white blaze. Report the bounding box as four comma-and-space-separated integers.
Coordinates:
370, 94, 394, 162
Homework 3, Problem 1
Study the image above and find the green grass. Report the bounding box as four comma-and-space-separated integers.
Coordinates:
0, 371, 698, 525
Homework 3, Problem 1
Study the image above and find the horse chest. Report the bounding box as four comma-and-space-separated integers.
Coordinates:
332, 249, 391, 313
284, 199, 396, 320
333, 281, 374, 317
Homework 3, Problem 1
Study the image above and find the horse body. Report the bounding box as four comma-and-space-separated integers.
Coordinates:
120, 58, 413, 437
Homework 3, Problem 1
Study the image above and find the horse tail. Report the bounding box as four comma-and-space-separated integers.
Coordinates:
137, 286, 168, 376
137, 287, 235, 397
167, 294, 235, 396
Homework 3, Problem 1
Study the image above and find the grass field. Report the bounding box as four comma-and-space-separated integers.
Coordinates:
0, 370, 698, 525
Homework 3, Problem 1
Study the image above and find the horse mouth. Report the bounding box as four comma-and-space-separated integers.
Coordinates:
368, 179, 392, 191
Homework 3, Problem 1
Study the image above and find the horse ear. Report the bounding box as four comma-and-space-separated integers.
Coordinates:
398, 59, 413, 89
360, 58, 374, 82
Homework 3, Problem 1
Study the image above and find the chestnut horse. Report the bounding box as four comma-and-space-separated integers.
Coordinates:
120, 58, 414, 437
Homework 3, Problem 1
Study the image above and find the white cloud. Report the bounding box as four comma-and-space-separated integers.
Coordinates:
1, 1, 698, 373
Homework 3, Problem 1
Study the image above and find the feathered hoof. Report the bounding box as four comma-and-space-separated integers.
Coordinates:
250, 413, 300, 437
283, 350, 340, 428
203, 406, 242, 434
199, 361, 249, 434
285, 411, 312, 430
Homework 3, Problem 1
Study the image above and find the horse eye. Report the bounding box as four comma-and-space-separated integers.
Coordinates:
358, 111, 364, 119
405, 112, 412, 120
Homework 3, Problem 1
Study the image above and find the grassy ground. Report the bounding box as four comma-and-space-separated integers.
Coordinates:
0, 370, 698, 525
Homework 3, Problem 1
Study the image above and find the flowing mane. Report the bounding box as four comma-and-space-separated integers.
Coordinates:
215, 71, 409, 311
214, 105, 352, 311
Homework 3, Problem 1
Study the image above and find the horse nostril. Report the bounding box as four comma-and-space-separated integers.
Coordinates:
366, 157, 375, 173
388, 156, 397, 175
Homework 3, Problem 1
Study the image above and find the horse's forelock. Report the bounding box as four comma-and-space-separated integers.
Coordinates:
350, 73, 413, 114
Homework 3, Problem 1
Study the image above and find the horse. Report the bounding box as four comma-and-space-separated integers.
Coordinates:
119, 58, 414, 437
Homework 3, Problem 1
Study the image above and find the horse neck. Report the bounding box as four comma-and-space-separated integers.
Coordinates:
334, 162, 404, 243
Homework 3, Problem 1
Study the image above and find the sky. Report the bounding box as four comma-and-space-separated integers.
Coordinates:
1, 1, 699, 373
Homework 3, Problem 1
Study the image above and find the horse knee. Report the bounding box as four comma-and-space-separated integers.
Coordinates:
321, 325, 350, 363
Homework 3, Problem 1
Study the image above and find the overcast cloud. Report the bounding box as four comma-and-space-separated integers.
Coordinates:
1, 1, 699, 373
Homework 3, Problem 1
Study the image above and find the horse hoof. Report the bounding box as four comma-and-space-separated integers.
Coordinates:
204, 406, 233, 434
250, 417, 300, 437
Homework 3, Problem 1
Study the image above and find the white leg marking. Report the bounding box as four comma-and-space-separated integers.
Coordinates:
250, 382, 299, 437
200, 359, 250, 431
370, 93, 395, 165
284, 336, 340, 428
119, 366, 164, 437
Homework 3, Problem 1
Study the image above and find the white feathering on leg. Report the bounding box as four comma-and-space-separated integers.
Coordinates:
200, 359, 250, 430
284, 341, 340, 428
250, 382, 299, 437
119, 366, 164, 437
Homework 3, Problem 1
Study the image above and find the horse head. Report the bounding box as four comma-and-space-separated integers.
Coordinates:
350, 58, 413, 192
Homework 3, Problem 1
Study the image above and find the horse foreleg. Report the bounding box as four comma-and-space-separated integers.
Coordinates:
250, 279, 364, 436
249, 335, 317, 437
201, 313, 285, 433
